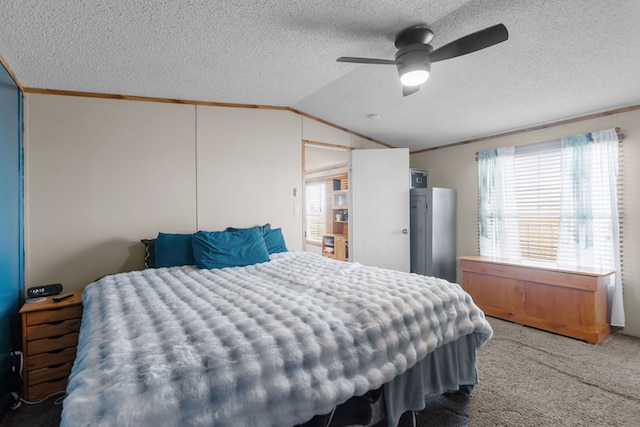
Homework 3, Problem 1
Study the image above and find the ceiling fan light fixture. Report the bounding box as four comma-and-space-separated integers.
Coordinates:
400, 69, 430, 86
398, 58, 431, 86
395, 45, 431, 87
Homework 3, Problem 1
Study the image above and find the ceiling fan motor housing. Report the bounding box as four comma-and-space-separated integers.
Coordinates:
394, 25, 435, 48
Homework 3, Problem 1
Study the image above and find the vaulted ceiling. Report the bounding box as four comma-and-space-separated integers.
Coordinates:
1, 1, 639, 151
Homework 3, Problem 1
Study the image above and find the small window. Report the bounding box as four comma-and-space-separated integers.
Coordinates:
304, 179, 326, 243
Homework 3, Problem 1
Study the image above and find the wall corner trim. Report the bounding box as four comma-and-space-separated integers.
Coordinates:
0, 52, 24, 91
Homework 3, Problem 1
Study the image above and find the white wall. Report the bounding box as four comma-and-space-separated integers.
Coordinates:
410, 110, 640, 338
24, 94, 389, 291
196, 106, 302, 247
302, 116, 351, 147
25, 95, 307, 290
25, 94, 197, 289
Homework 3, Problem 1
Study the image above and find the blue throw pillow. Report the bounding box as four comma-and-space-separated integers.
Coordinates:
224, 224, 286, 254
225, 224, 271, 234
154, 233, 194, 268
263, 227, 288, 254
193, 228, 270, 269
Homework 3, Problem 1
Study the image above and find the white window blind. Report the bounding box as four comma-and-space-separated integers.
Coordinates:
304, 180, 326, 243
513, 142, 562, 262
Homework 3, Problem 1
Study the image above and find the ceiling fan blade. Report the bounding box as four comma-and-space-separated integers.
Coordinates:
337, 57, 397, 65
403, 85, 420, 97
429, 24, 508, 63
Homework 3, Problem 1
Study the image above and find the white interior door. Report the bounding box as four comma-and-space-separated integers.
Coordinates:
349, 148, 410, 272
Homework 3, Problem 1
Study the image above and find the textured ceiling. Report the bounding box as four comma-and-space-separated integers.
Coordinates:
1, 0, 639, 151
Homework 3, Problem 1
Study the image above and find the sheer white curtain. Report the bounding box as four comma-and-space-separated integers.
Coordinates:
558, 129, 624, 326
478, 147, 521, 260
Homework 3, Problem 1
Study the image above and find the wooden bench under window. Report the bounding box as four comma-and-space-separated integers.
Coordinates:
459, 256, 612, 344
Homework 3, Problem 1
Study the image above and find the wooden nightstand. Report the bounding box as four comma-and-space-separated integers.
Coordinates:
19, 289, 83, 401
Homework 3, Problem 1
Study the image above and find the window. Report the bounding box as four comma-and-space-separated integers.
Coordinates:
478, 130, 622, 269
478, 128, 624, 327
305, 179, 326, 243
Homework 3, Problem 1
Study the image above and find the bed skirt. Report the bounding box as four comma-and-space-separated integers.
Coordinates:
299, 332, 478, 427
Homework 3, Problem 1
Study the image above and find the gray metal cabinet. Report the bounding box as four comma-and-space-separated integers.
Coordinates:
410, 188, 456, 282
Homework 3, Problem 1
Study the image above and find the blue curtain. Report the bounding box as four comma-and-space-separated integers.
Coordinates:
477, 149, 497, 241
477, 146, 520, 260
561, 133, 593, 248
558, 129, 623, 326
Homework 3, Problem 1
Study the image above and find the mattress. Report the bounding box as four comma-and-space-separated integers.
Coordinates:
61, 251, 492, 426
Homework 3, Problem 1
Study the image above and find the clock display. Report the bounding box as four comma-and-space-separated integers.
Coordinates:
27, 284, 63, 298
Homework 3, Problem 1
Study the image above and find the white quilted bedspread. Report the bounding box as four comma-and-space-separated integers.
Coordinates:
62, 251, 492, 427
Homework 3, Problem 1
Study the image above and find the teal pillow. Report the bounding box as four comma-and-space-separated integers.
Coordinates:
264, 228, 288, 254
225, 224, 271, 234
154, 233, 194, 267
224, 224, 286, 254
193, 228, 270, 269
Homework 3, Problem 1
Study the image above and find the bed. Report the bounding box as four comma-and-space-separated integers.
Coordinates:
60, 245, 492, 427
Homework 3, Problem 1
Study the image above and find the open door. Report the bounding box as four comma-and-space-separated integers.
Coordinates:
349, 148, 410, 272
302, 142, 350, 255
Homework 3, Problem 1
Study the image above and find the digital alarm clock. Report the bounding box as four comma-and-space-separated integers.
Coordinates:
27, 284, 63, 298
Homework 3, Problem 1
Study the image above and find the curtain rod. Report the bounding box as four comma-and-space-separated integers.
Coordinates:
475, 127, 625, 160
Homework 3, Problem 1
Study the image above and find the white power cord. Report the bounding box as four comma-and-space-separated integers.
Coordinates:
11, 390, 66, 409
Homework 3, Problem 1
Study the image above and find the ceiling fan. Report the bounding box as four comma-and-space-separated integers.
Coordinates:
337, 23, 508, 96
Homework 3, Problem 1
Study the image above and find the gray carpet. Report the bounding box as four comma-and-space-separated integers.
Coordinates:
3, 317, 639, 427
466, 317, 640, 427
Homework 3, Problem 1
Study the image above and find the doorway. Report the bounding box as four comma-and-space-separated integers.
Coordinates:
302, 141, 350, 257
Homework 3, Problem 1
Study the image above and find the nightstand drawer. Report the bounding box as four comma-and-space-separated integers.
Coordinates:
28, 333, 79, 355
26, 305, 83, 326
28, 361, 74, 386
26, 318, 81, 341
27, 347, 77, 371
28, 377, 69, 401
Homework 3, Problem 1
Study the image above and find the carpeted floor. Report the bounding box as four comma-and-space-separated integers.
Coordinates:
466, 318, 640, 427
1, 396, 62, 427
2, 317, 639, 427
